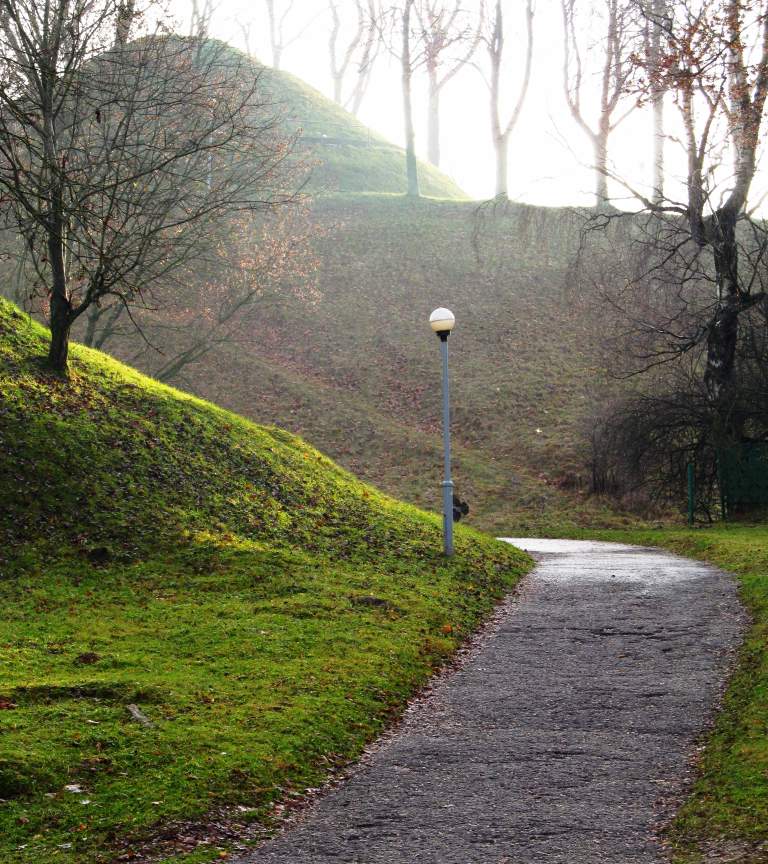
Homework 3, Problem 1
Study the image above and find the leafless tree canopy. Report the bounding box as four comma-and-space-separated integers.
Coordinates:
596, 0, 768, 396
414, 1, 483, 167
483, 0, 534, 199
561, 0, 635, 205
189, 0, 216, 39
377, 0, 422, 196
0, 0, 301, 370
80, 206, 319, 385
328, 0, 379, 114
263, 0, 322, 71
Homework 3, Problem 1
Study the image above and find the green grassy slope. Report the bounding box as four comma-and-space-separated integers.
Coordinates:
185, 196, 629, 535
257, 62, 465, 199
0, 299, 529, 863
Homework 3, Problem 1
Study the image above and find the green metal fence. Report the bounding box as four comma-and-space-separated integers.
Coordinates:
718, 443, 768, 518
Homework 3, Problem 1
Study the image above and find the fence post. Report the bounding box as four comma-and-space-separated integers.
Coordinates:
718, 451, 727, 522
687, 462, 695, 527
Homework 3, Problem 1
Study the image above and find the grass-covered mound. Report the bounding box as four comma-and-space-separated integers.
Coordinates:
0, 299, 529, 863
255, 59, 465, 199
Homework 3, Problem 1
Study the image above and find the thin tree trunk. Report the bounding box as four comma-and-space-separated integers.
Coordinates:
594, 128, 609, 205
329, 0, 342, 103
84, 304, 100, 347
48, 249, 72, 372
267, 0, 281, 69
649, 0, 665, 204
488, 0, 533, 200
114, 0, 135, 46
652, 89, 664, 203
46, 177, 73, 370
494, 132, 508, 198
489, 2, 506, 199
48, 306, 72, 370
402, 0, 419, 197
427, 69, 440, 166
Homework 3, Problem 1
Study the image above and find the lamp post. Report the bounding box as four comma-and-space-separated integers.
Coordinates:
429, 307, 456, 557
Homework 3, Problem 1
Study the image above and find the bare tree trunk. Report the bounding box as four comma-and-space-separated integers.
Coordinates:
84, 305, 100, 347
704, 208, 740, 401
266, 0, 281, 69
48, 306, 72, 370
45, 107, 73, 370
489, 1, 506, 198
348, 1, 378, 115
329, 0, 343, 102
562, 0, 630, 209
652, 89, 664, 203
402, 0, 419, 197
493, 131, 509, 198
83, 302, 125, 350
594, 128, 609, 205
427, 67, 440, 167
416, 2, 484, 173
648, 0, 666, 204
47, 232, 72, 371
488, 0, 533, 200
114, 0, 135, 46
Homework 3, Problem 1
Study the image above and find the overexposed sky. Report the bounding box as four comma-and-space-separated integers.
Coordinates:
169, 0, 763, 209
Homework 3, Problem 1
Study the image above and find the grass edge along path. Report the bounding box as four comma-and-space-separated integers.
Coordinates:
0, 299, 531, 864
573, 526, 768, 863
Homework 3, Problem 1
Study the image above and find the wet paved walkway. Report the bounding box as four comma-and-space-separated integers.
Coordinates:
239, 539, 744, 864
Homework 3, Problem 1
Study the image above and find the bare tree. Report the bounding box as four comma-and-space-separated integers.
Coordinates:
263, 0, 323, 70
401, 0, 420, 196
190, 0, 215, 39
640, 0, 669, 203
0, 1, 300, 370
379, 0, 424, 196
415, 1, 483, 167
575, 0, 768, 503
265, 0, 292, 69
484, 0, 534, 198
561, 0, 635, 205
328, 0, 379, 113
618, 0, 768, 403
88, 209, 319, 384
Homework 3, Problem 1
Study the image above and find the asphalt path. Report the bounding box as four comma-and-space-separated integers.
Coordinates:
239, 539, 744, 864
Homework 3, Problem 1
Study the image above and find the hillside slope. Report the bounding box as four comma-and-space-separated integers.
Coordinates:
0, 300, 528, 863
256, 59, 466, 199
184, 197, 630, 533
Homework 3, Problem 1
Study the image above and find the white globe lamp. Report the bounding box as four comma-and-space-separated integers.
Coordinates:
429, 307, 456, 337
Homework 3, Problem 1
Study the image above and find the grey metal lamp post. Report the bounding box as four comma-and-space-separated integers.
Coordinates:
429, 307, 456, 557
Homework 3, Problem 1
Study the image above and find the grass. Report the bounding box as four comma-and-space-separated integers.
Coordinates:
0, 298, 530, 863
574, 524, 768, 861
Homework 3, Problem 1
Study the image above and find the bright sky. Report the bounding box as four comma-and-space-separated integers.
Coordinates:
170, 0, 763, 209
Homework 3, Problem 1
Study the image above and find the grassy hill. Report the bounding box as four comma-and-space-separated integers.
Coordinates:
256, 59, 466, 199
1, 44, 635, 534
0, 299, 529, 863
182, 196, 632, 534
